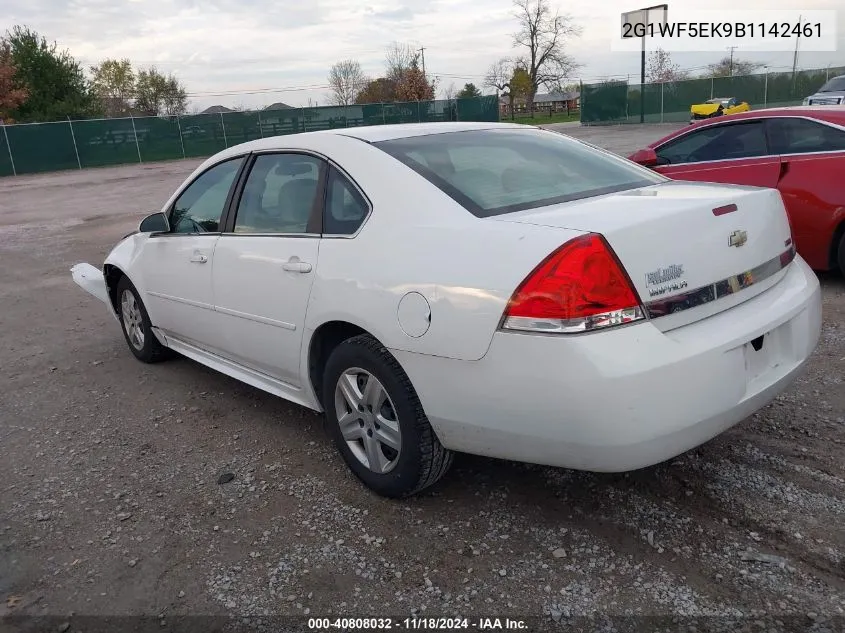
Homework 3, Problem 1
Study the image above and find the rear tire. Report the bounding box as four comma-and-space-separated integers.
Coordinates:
322, 334, 454, 498
116, 276, 168, 363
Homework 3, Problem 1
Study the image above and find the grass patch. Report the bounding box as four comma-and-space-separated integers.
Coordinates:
508, 112, 580, 125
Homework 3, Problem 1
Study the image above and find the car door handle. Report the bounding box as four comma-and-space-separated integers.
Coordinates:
190, 253, 208, 263
282, 261, 312, 273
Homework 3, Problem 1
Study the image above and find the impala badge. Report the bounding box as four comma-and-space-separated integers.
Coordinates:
729, 230, 748, 248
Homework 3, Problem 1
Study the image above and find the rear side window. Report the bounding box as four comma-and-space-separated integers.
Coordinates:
655, 121, 767, 165
373, 129, 663, 217
324, 167, 369, 235
766, 118, 845, 154
233, 153, 323, 234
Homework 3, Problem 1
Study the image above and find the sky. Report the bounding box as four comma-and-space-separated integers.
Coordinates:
5, 0, 844, 111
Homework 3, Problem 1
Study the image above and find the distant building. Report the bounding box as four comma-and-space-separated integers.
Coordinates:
200, 105, 234, 114
499, 91, 580, 116
263, 102, 294, 110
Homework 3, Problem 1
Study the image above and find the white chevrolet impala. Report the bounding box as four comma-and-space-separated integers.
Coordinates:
71, 122, 822, 498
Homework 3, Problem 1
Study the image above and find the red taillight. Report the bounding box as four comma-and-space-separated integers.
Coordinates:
502, 233, 644, 334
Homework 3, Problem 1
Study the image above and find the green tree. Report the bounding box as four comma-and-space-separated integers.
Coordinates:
484, 60, 532, 120
510, 67, 532, 101
135, 66, 187, 116
3, 25, 99, 122
90, 58, 135, 116
456, 83, 482, 99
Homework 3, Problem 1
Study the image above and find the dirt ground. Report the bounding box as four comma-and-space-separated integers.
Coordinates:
1, 124, 843, 633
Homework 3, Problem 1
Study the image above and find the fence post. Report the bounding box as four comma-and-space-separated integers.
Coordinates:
2, 123, 15, 176
257, 111, 264, 138
710, 77, 714, 99
68, 117, 82, 169
417, 100, 421, 123
176, 115, 186, 158
381, 103, 386, 125
220, 112, 228, 148
660, 82, 664, 123
764, 69, 769, 108
130, 115, 142, 163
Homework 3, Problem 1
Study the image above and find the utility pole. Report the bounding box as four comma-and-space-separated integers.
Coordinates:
727, 46, 737, 76
792, 15, 801, 77
418, 46, 427, 80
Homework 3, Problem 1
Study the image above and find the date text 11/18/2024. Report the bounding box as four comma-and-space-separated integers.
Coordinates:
308, 617, 529, 630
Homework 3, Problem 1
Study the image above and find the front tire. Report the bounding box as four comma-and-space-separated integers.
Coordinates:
322, 334, 454, 498
116, 276, 168, 363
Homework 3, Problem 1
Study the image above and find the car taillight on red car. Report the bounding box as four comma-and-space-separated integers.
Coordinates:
501, 233, 645, 334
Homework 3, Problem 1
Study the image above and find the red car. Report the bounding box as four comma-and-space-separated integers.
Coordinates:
629, 106, 845, 275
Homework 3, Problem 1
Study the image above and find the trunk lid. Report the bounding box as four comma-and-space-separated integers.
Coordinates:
492, 181, 794, 331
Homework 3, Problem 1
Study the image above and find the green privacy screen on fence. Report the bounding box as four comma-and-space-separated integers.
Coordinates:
0, 96, 499, 177
581, 66, 845, 125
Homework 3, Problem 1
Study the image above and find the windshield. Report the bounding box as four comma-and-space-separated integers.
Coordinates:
818, 77, 845, 92
373, 129, 664, 218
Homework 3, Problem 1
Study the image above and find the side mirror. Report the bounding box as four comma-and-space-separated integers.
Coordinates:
629, 147, 659, 167
139, 212, 170, 233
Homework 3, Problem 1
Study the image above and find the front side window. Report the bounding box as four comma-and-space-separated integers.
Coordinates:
766, 118, 845, 155
655, 121, 767, 165
373, 129, 664, 217
233, 153, 323, 234
324, 167, 369, 235
169, 157, 243, 233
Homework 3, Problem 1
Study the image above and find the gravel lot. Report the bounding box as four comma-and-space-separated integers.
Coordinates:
1, 124, 844, 633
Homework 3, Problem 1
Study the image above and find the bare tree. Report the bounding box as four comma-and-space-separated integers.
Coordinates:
443, 81, 457, 100
385, 42, 417, 83
647, 48, 687, 83
703, 56, 763, 78
512, 0, 581, 115
328, 59, 366, 106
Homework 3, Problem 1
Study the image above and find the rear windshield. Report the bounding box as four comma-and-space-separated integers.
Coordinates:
373, 128, 664, 217
818, 77, 845, 93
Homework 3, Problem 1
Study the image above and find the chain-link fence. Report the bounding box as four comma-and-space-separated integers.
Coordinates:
0, 96, 499, 177
580, 66, 845, 125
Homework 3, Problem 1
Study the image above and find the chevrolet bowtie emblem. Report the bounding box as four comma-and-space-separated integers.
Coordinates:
729, 230, 748, 247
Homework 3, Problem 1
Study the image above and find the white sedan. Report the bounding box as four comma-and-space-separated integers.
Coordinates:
71, 122, 822, 498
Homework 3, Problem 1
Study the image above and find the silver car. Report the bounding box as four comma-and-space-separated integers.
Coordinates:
803, 75, 845, 106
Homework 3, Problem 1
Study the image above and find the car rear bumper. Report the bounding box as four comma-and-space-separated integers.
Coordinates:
392, 256, 822, 472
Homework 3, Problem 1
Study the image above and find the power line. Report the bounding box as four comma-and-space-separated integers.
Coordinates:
177, 61, 816, 101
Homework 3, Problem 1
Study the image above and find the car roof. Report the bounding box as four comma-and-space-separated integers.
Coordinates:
647, 106, 845, 149
229, 121, 528, 154
315, 121, 527, 142
187, 121, 535, 178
